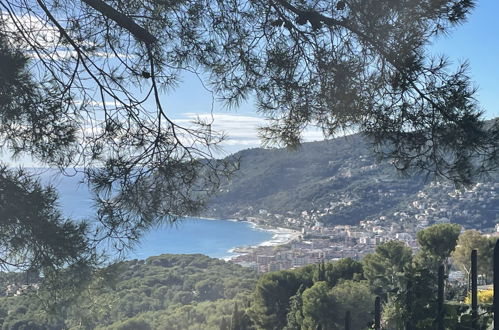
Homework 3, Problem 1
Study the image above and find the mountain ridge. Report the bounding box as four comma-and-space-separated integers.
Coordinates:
204, 132, 498, 230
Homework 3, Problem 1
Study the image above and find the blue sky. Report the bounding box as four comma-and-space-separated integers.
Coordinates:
429, 0, 498, 120
3, 1, 498, 165
166, 0, 499, 153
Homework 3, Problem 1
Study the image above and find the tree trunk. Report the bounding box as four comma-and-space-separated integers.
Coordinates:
374, 296, 381, 330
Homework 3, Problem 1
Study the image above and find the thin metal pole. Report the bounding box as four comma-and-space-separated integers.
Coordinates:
374, 296, 381, 330
345, 310, 351, 330
471, 249, 478, 329
437, 264, 445, 330
406, 279, 413, 330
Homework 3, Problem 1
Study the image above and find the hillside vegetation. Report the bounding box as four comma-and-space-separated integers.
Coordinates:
1, 225, 495, 329
204, 133, 498, 229
0, 254, 257, 329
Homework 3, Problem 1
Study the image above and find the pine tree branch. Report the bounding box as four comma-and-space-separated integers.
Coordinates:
80, 0, 157, 44
274, 0, 451, 120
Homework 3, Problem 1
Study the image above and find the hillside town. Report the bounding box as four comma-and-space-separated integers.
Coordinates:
230, 181, 499, 273
231, 219, 499, 274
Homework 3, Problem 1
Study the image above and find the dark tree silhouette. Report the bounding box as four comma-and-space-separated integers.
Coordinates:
0, 166, 97, 310
0, 167, 94, 271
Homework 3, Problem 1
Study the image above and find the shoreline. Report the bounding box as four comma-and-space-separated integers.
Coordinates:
194, 216, 301, 245
223, 219, 301, 261
182, 215, 302, 261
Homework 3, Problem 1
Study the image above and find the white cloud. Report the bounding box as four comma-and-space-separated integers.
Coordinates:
175, 113, 326, 153
1, 11, 60, 49
1, 11, 120, 60
74, 100, 121, 108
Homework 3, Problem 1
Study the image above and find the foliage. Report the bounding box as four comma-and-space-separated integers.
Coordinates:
0, 5, 498, 323
0, 29, 76, 164
284, 284, 305, 330
249, 269, 308, 329
363, 240, 413, 296
229, 302, 252, 330
0, 228, 494, 329
324, 258, 364, 285
206, 136, 426, 225
445, 303, 494, 330
0, 2, 497, 304
0, 1, 497, 237
1, 0, 236, 251
416, 223, 461, 263
327, 280, 374, 330
0, 166, 98, 310
204, 135, 499, 229
250, 258, 367, 330
382, 295, 408, 330
0, 166, 95, 271
108, 318, 152, 330
463, 289, 494, 305
363, 239, 455, 329
301, 281, 333, 329
285, 279, 374, 330
383, 257, 441, 330
452, 230, 495, 279
0, 254, 257, 329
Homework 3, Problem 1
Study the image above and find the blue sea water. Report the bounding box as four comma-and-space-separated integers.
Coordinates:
36, 169, 273, 259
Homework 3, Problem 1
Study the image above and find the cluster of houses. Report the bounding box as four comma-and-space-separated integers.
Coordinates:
229, 180, 498, 273
3, 283, 39, 297
230, 220, 418, 272
231, 201, 499, 273
249, 181, 498, 232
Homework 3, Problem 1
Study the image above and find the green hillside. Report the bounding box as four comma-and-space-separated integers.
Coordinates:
204, 134, 499, 229
0, 254, 257, 329
1, 226, 494, 329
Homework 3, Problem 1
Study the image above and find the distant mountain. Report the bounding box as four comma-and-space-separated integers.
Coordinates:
203, 133, 499, 230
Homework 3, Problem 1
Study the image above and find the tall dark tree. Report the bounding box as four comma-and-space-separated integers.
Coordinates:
249, 270, 308, 329
324, 257, 364, 286
301, 281, 333, 329
452, 229, 495, 280
328, 280, 375, 330
416, 223, 461, 264
229, 302, 252, 330
363, 240, 413, 296
284, 284, 305, 330
0, 167, 94, 271
0, 166, 97, 310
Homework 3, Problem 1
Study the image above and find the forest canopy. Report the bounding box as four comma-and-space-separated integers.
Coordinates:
1, 226, 495, 329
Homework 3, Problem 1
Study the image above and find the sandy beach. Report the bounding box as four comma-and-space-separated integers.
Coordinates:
224, 220, 301, 260
253, 225, 301, 247
195, 216, 301, 260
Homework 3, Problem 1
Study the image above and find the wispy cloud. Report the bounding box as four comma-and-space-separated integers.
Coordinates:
74, 100, 121, 108
1, 11, 120, 60
175, 113, 326, 153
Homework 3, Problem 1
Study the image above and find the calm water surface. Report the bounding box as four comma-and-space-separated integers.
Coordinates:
37, 169, 272, 259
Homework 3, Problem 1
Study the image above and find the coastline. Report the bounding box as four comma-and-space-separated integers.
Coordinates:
195, 215, 301, 247
223, 219, 301, 260
250, 224, 301, 247
127, 216, 287, 261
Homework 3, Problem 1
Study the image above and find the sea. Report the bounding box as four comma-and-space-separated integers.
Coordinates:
34, 169, 274, 260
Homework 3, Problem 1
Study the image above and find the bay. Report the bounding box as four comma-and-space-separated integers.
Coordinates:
126, 218, 272, 260
35, 169, 273, 259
